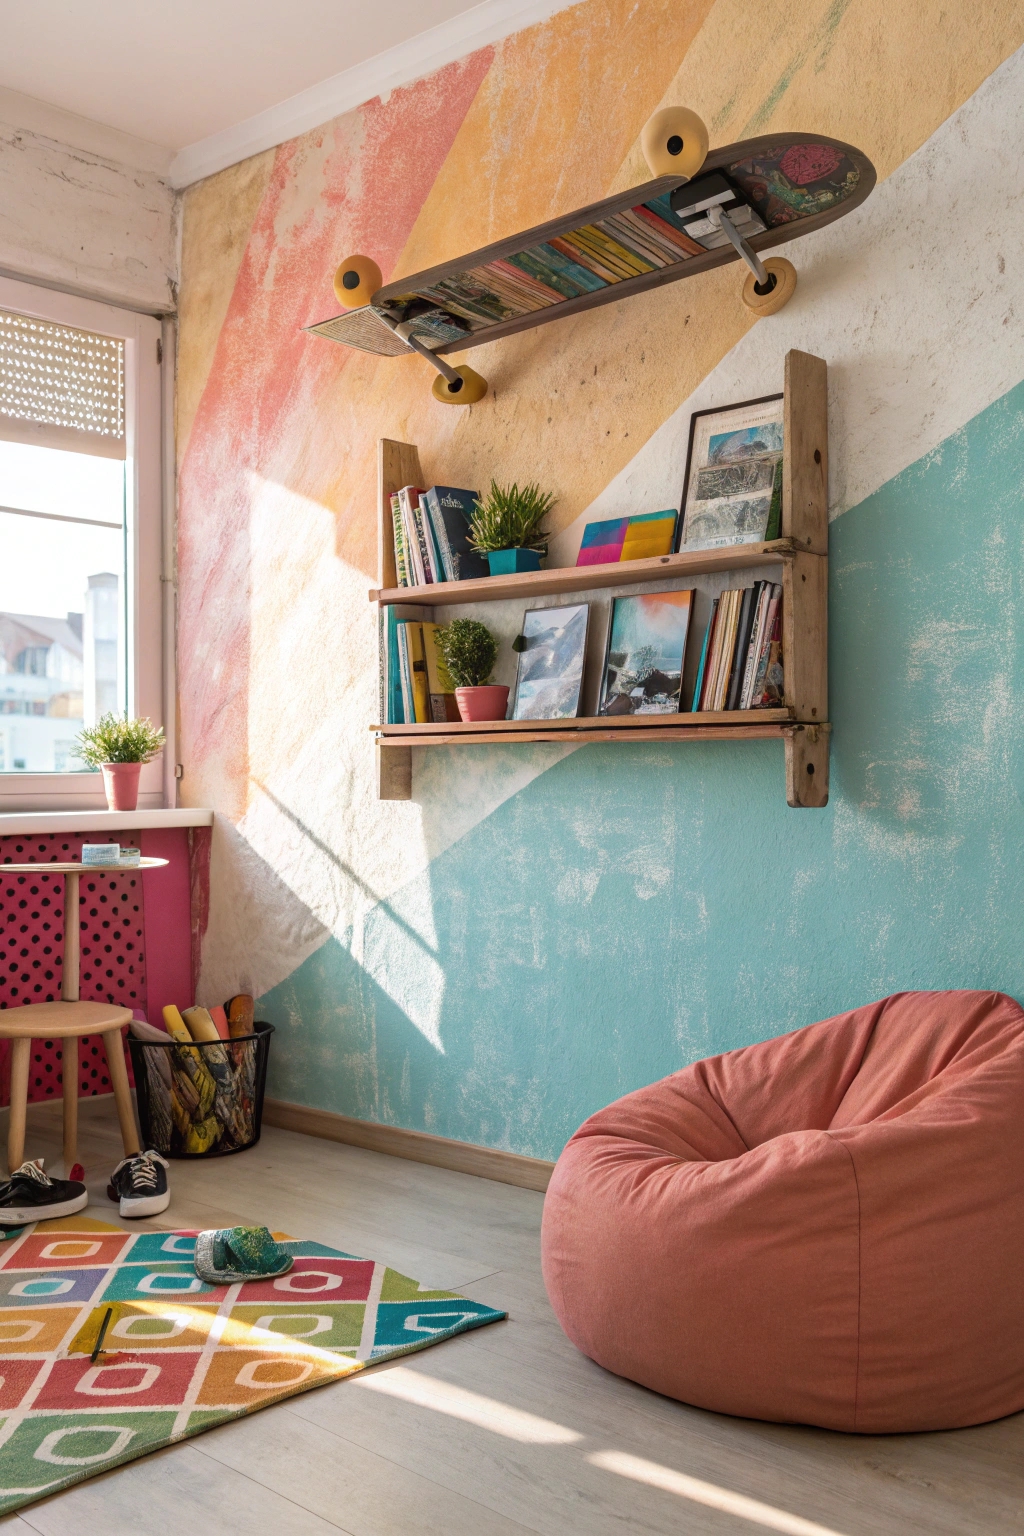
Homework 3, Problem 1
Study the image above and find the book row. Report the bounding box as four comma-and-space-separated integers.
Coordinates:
383, 582, 784, 725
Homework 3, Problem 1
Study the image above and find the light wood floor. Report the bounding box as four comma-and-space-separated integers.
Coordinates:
2, 1098, 1023, 1535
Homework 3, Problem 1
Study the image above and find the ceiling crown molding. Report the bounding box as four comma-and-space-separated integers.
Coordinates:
168, 0, 584, 190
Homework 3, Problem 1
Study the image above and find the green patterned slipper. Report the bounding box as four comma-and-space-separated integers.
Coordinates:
194, 1225, 294, 1284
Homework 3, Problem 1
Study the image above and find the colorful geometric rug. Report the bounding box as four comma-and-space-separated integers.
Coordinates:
0, 1215, 505, 1514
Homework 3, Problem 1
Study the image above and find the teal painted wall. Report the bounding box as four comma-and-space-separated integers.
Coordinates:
261, 378, 1024, 1162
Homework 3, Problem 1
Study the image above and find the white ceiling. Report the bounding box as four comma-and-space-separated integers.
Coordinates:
0, 0, 493, 150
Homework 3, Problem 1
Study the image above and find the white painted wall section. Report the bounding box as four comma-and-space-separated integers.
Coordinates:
0, 106, 177, 313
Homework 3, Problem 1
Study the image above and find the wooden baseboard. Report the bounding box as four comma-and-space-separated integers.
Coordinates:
262, 1099, 554, 1193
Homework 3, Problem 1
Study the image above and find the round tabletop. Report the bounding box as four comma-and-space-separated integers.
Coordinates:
0, 858, 169, 873
0, 1000, 134, 1038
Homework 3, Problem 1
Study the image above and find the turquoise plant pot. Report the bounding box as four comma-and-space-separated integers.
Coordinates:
487, 548, 542, 575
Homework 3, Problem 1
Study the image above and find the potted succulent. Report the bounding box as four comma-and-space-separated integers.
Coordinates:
434, 618, 507, 722
469, 480, 556, 576
75, 713, 166, 811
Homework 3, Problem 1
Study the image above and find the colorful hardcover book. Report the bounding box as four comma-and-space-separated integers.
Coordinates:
690, 600, 717, 711
395, 621, 414, 723
739, 582, 770, 708
474, 264, 551, 310
726, 586, 757, 711
400, 486, 436, 584
749, 586, 782, 705
422, 486, 489, 582
577, 516, 629, 566
600, 213, 675, 267
634, 203, 704, 255
595, 217, 672, 269
620, 510, 678, 561
507, 249, 590, 301
558, 228, 635, 280
574, 223, 654, 276
547, 234, 622, 284
614, 208, 692, 262
531, 243, 607, 293
398, 487, 425, 585
385, 606, 404, 724
390, 492, 410, 587
403, 621, 430, 723
421, 622, 460, 722
488, 259, 563, 305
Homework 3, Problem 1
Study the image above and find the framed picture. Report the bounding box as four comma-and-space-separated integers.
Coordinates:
511, 603, 590, 720
677, 393, 784, 552
598, 590, 694, 716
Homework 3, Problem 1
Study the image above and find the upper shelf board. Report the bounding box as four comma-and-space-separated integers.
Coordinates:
370, 538, 797, 606
309, 133, 875, 359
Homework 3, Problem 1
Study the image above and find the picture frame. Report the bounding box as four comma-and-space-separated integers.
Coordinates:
598, 589, 694, 716
510, 603, 590, 720
676, 392, 784, 553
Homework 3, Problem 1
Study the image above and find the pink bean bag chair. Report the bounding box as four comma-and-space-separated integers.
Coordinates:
541, 991, 1024, 1433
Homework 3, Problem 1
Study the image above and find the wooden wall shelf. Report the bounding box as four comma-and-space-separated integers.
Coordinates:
372, 350, 830, 808
370, 539, 798, 608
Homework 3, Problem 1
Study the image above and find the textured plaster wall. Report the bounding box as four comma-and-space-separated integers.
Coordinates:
176, 0, 1024, 1158
0, 109, 176, 312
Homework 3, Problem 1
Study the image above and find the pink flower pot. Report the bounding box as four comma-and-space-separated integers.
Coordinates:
455, 685, 510, 722
101, 761, 142, 811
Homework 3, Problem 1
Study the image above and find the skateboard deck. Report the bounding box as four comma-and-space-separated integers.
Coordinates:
307, 133, 874, 358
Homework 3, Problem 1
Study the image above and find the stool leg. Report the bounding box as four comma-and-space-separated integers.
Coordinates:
62, 1036, 79, 1174
8, 1037, 31, 1175
103, 1027, 140, 1157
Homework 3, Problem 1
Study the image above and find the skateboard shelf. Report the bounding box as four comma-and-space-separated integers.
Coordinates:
309, 135, 875, 366
373, 349, 830, 808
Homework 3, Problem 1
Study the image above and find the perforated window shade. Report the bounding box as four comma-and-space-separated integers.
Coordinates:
0, 309, 125, 459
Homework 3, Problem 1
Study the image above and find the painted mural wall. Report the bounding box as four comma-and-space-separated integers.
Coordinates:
176, 0, 1024, 1161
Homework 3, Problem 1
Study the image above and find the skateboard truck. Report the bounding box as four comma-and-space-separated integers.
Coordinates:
376, 314, 488, 405
708, 205, 774, 294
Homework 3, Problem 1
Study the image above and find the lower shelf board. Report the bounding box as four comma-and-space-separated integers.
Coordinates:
374, 719, 832, 808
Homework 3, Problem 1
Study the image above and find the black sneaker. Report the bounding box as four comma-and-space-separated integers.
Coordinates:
0, 1160, 88, 1225
107, 1150, 170, 1218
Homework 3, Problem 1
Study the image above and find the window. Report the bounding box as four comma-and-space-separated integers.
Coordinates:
0, 276, 166, 809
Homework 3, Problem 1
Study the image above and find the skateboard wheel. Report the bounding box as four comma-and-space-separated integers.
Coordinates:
641, 107, 709, 179
431, 366, 487, 405
333, 255, 382, 308
741, 257, 797, 316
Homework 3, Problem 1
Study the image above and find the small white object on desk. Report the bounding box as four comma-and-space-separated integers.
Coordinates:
81, 843, 121, 866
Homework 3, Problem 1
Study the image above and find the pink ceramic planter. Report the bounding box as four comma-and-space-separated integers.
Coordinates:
101, 761, 142, 811
455, 685, 509, 722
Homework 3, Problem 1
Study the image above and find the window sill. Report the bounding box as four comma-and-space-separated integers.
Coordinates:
0, 808, 213, 835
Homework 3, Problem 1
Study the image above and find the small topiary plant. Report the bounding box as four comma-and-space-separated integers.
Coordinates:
75, 713, 165, 767
434, 618, 498, 689
469, 480, 556, 555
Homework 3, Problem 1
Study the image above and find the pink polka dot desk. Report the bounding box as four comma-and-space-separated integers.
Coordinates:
0, 848, 168, 1174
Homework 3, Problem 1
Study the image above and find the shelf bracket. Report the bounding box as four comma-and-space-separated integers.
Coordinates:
378, 314, 464, 389
784, 724, 831, 808
710, 206, 771, 290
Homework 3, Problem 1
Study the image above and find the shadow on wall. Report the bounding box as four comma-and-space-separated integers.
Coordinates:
255, 377, 1024, 1164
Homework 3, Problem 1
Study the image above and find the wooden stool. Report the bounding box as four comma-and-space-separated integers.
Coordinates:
0, 1001, 140, 1174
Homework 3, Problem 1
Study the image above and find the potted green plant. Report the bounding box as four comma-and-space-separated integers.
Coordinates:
434, 618, 506, 721
469, 481, 556, 576
75, 713, 166, 811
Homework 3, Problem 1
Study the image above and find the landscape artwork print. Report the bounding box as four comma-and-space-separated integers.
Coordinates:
598, 590, 693, 715
511, 603, 590, 719
679, 395, 784, 551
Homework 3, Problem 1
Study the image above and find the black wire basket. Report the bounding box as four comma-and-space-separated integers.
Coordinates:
128, 1021, 274, 1158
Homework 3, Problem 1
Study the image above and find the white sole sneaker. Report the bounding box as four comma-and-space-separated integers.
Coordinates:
0, 1189, 88, 1225
119, 1189, 171, 1219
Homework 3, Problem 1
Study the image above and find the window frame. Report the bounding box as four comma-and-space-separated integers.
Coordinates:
0, 275, 165, 811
